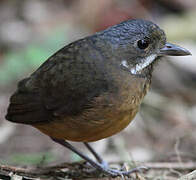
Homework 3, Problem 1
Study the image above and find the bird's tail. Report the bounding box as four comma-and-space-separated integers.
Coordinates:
5, 78, 50, 124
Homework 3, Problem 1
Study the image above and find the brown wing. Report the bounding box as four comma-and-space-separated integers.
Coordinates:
6, 78, 53, 124
6, 38, 115, 124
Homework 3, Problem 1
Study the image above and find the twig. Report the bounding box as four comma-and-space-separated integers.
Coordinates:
143, 162, 196, 170
0, 162, 84, 176
179, 170, 196, 180
0, 161, 196, 179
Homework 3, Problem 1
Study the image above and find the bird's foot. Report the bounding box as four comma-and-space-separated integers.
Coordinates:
101, 165, 149, 177
85, 162, 149, 177
100, 160, 109, 169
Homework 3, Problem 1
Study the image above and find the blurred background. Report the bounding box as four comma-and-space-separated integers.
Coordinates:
0, 0, 196, 178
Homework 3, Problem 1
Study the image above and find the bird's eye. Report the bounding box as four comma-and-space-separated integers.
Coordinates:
137, 39, 150, 50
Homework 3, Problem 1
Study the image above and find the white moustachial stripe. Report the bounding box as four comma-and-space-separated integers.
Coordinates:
120, 60, 129, 68
130, 54, 157, 74
120, 54, 157, 75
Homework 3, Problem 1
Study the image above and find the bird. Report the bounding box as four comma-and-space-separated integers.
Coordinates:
5, 19, 191, 177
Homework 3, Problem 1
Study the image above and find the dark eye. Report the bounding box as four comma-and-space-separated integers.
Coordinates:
137, 39, 150, 49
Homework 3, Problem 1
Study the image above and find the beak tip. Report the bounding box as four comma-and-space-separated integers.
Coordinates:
181, 50, 192, 56
160, 43, 192, 57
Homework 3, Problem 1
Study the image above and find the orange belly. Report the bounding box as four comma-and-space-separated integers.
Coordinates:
33, 108, 138, 142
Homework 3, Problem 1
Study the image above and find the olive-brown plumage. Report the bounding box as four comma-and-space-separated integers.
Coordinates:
6, 19, 161, 141
5, 19, 191, 176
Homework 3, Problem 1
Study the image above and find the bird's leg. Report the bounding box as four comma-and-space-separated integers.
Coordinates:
51, 138, 103, 170
51, 137, 114, 175
83, 143, 149, 174
83, 142, 108, 168
51, 137, 147, 177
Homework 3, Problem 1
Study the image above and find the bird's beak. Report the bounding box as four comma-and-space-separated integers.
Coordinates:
159, 43, 191, 56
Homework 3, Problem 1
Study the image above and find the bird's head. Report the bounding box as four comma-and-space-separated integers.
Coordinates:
100, 19, 191, 75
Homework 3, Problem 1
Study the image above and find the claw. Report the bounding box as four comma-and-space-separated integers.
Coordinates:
100, 165, 149, 177
84, 163, 149, 177
103, 166, 149, 177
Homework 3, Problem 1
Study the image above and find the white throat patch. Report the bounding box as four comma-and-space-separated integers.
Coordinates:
120, 54, 157, 75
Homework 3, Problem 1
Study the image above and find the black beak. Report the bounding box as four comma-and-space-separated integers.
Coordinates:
159, 43, 191, 56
